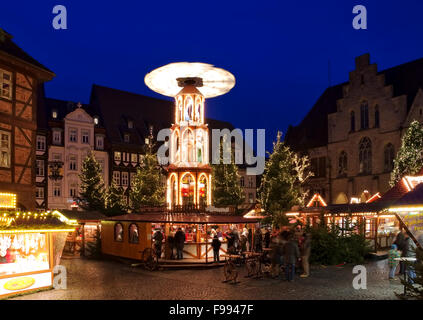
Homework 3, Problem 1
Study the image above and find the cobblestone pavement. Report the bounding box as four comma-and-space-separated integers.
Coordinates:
11, 258, 403, 300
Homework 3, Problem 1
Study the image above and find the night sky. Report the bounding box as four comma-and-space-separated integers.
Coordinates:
2, 1, 423, 151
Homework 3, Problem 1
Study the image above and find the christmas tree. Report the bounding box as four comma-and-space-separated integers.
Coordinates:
78, 151, 106, 211
104, 180, 127, 216
390, 120, 423, 186
259, 131, 312, 222
129, 149, 165, 210
212, 141, 245, 208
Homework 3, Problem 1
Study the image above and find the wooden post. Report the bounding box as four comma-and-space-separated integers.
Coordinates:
374, 217, 379, 253
205, 223, 208, 263
81, 223, 85, 257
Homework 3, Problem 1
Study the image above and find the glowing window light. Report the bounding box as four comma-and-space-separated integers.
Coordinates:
306, 194, 327, 207
0, 193, 17, 209
0, 228, 75, 234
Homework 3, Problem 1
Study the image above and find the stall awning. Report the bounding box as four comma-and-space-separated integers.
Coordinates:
104, 212, 259, 224
60, 209, 106, 222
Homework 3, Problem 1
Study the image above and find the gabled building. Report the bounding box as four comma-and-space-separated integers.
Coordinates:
286, 54, 423, 205
0, 28, 54, 210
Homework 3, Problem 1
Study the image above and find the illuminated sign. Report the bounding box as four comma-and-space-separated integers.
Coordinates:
0, 193, 16, 209
0, 272, 52, 297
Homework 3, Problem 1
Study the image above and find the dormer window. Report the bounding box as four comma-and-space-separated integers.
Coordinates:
124, 134, 130, 143
94, 116, 99, 125
52, 110, 58, 119
128, 120, 133, 129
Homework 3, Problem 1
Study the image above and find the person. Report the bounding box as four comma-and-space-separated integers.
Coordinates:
394, 230, 406, 274
264, 229, 271, 249
300, 233, 312, 278
283, 233, 300, 282
254, 228, 263, 252
240, 232, 248, 253
232, 228, 240, 251
388, 244, 400, 280
226, 230, 236, 254
403, 233, 417, 284
174, 227, 185, 259
270, 231, 282, 278
248, 228, 253, 251
211, 235, 221, 263
152, 229, 164, 259
167, 231, 175, 260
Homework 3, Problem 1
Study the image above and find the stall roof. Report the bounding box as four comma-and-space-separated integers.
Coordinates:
392, 183, 423, 207
104, 213, 259, 224
0, 211, 75, 232
60, 210, 106, 222
324, 202, 390, 214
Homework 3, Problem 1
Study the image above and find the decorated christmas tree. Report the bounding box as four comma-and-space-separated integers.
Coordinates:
129, 149, 165, 210
259, 131, 312, 222
212, 141, 245, 208
390, 120, 423, 186
104, 180, 127, 216
78, 151, 106, 211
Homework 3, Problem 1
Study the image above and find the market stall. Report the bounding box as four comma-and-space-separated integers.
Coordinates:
101, 212, 259, 263
0, 211, 75, 298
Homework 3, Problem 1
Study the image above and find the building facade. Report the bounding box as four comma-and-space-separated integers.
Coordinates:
38, 99, 109, 210
0, 28, 54, 210
285, 54, 423, 204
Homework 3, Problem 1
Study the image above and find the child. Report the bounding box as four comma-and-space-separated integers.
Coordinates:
388, 244, 400, 280
211, 235, 221, 263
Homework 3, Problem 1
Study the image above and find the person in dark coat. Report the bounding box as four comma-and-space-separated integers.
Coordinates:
264, 229, 271, 249
254, 228, 263, 252
174, 228, 185, 259
283, 233, 300, 281
211, 235, 221, 262
152, 229, 164, 259
167, 233, 175, 259
226, 230, 236, 254
394, 230, 406, 274
240, 233, 248, 253
402, 233, 417, 283
247, 229, 253, 251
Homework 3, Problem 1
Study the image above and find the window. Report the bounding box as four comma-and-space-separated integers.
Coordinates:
359, 137, 372, 174
36, 160, 45, 176
360, 101, 369, 129
0, 69, 12, 100
0, 131, 10, 168
52, 110, 58, 119
53, 130, 61, 145
123, 152, 130, 162
82, 130, 89, 144
311, 157, 326, 178
350, 111, 355, 132
69, 155, 77, 171
69, 185, 77, 198
129, 223, 139, 244
124, 134, 130, 143
240, 176, 245, 187
113, 171, 121, 185
248, 193, 254, 204
53, 185, 61, 197
114, 151, 121, 162
69, 128, 77, 142
114, 223, 123, 242
131, 153, 137, 164
374, 105, 380, 128
248, 177, 254, 188
94, 116, 99, 125
384, 143, 395, 172
122, 172, 129, 186
128, 120, 133, 129
36, 136, 46, 151
36, 187, 44, 199
53, 153, 62, 161
338, 151, 348, 176
96, 135, 104, 150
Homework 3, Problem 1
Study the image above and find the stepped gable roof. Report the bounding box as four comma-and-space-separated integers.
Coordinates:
285, 56, 423, 151
0, 28, 54, 75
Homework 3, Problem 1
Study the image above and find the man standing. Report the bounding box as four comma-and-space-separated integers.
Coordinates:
153, 229, 164, 259
264, 229, 271, 249
283, 233, 300, 282
300, 233, 312, 278
394, 230, 406, 274
403, 232, 417, 284
175, 228, 185, 260
254, 228, 263, 252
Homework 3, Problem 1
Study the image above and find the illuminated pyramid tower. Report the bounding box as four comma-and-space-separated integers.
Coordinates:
145, 63, 235, 208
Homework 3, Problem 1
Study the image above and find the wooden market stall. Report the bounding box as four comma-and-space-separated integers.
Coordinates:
101, 211, 259, 263
0, 211, 75, 298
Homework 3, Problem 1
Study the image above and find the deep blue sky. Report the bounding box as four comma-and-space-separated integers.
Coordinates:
2, 1, 423, 151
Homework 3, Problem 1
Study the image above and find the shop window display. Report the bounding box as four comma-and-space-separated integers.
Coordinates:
114, 223, 123, 242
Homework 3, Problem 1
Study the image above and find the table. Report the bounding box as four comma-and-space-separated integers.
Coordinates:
394, 257, 417, 294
